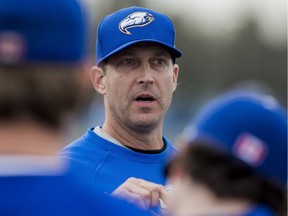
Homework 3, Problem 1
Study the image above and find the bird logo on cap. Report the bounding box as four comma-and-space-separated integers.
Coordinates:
118, 11, 155, 35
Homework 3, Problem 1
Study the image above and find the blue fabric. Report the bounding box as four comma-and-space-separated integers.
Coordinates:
241, 205, 277, 216
0, 0, 87, 62
62, 128, 177, 193
96, 6, 182, 65
0, 161, 150, 216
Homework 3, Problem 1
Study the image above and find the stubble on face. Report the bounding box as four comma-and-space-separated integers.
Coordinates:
103, 43, 177, 133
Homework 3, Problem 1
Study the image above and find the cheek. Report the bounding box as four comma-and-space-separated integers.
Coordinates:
107, 86, 120, 100
161, 78, 175, 100
106, 79, 128, 102
105, 76, 120, 93
166, 74, 176, 89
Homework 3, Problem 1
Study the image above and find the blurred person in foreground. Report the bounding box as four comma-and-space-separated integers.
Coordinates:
165, 90, 287, 216
62, 6, 182, 213
0, 0, 150, 215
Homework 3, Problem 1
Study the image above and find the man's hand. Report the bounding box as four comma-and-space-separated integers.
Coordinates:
111, 177, 169, 211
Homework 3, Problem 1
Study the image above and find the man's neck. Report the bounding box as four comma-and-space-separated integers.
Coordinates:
0, 121, 63, 155
101, 121, 164, 151
169, 177, 252, 216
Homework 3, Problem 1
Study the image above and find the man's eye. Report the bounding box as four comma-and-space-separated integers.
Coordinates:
154, 58, 166, 65
122, 58, 134, 64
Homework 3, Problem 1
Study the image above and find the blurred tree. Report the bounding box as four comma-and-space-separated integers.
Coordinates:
173, 16, 286, 110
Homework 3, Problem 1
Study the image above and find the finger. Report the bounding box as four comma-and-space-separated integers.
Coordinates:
136, 179, 165, 207
159, 187, 169, 206
112, 179, 152, 210
112, 187, 148, 210
127, 183, 152, 209
137, 178, 164, 192
122, 190, 148, 210
150, 186, 167, 207
111, 177, 142, 197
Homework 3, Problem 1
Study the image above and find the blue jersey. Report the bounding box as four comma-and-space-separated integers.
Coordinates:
0, 158, 149, 216
243, 205, 277, 216
62, 128, 177, 193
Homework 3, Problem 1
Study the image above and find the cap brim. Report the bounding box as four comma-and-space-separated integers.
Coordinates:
97, 39, 182, 65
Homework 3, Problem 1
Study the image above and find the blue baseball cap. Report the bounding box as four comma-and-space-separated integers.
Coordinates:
96, 6, 182, 65
0, 0, 87, 63
183, 90, 287, 185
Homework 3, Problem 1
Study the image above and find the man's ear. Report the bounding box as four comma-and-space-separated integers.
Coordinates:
90, 66, 106, 95
172, 64, 179, 92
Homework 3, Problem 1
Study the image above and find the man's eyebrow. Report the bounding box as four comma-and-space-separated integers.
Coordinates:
116, 50, 135, 57
156, 51, 169, 57
114, 49, 171, 58
153, 50, 171, 58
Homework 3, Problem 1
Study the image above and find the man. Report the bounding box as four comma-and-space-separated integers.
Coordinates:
0, 1, 150, 215
62, 6, 182, 211
165, 90, 287, 216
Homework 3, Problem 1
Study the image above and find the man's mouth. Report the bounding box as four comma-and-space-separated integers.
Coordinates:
135, 94, 156, 102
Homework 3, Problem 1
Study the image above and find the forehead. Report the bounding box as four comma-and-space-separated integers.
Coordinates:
112, 43, 172, 58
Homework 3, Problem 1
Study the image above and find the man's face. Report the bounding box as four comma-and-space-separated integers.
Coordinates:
101, 43, 179, 132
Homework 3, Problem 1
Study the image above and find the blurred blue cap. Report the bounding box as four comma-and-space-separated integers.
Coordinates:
96, 6, 182, 65
183, 91, 287, 185
0, 0, 87, 63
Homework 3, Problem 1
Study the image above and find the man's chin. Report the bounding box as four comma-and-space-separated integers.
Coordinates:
130, 118, 160, 132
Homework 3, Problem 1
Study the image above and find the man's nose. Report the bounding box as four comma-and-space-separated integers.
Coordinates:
137, 64, 154, 85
